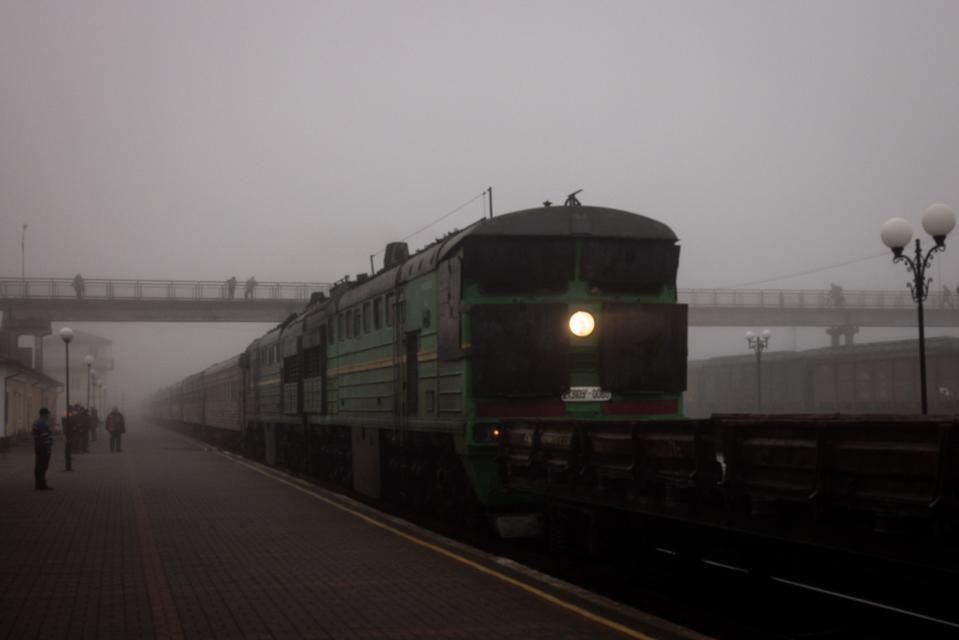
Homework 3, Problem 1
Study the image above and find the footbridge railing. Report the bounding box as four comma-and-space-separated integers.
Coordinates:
0, 277, 331, 302
3, 279, 957, 311
678, 288, 957, 310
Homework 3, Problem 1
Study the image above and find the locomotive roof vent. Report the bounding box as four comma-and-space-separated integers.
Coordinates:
384, 242, 410, 270
330, 275, 353, 296
356, 273, 369, 283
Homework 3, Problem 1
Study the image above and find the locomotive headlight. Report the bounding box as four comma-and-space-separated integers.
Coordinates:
568, 310, 595, 337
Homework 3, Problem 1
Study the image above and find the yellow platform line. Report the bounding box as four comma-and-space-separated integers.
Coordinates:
220, 452, 658, 640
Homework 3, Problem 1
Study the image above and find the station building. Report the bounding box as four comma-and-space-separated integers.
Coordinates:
0, 328, 61, 447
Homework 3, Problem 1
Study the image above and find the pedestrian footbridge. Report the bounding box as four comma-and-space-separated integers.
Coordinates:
680, 288, 959, 329
2, 277, 959, 329
0, 277, 330, 325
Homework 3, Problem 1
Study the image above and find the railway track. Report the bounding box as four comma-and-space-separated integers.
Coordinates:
164, 421, 959, 639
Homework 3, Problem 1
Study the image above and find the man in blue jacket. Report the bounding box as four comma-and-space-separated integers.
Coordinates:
32, 408, 54, 490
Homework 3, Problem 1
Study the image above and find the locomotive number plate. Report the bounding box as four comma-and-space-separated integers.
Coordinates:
562, 386, 612, 402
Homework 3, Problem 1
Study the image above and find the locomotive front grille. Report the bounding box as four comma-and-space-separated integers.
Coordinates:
568, 349, 599, 371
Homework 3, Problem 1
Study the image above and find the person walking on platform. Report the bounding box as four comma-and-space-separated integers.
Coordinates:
72, 273, 86, 299
244, 276, 258, 299
106, 407, 125, 452
32, 408, 53, 490
226, 276, 237, 299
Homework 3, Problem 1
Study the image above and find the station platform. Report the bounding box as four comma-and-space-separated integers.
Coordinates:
0, 422, 707, 640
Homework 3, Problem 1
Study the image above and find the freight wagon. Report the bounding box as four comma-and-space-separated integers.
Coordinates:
685, 337, 959, 417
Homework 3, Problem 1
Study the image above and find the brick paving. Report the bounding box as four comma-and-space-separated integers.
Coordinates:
0, 422, 698, 640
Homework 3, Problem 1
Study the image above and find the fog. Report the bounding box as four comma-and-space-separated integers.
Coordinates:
3, 1, 959, 407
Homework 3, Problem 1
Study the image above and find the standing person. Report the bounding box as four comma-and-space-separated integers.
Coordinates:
67, 404, 82, 453
76, 405, 91, 453
106, 407, 126, 452
89, 407, 99, 442
226, 276, 237, 299
828, 282, 845, 308
32, 408, 54, 490
72, 274, 85, 299
244, 276, 258, 299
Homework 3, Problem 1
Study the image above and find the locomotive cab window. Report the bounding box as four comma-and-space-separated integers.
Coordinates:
581, 239, 679, 294
462, 237, 574, 294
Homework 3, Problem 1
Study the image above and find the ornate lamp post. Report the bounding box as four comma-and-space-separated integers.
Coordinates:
59, 327, 74, 471
880, 204, 956, 414
745, 329, 772, 411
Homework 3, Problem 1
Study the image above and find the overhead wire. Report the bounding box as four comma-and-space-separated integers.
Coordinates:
399, 191, 487, 243
721, 251, 888, 288
370, 191, 487, 262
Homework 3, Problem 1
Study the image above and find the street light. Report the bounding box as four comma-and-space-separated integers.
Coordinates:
880, 204, 956, 414
59, 327, 74, 471
745, 329, 772, 411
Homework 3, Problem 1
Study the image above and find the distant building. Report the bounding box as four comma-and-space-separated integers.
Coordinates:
0, 357, 61, 447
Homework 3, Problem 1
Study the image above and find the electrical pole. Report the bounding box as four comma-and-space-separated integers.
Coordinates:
21, 224, 27, 278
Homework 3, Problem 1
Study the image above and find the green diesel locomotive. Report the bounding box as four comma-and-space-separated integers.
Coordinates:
148, 201, 687, 511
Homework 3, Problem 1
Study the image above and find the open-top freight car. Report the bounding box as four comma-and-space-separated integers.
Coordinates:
147, 200, 689, 513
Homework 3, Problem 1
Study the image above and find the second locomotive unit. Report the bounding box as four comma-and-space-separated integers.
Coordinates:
147, 199, 687, 511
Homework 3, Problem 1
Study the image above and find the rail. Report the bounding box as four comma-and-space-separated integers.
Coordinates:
0, 277, 330, 302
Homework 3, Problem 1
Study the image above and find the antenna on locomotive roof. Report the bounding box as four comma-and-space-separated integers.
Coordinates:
565, 189, 583, 207
487, 186, 493, 219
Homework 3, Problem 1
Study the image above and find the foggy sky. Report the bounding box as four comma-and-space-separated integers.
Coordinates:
3, 1, 959, 405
